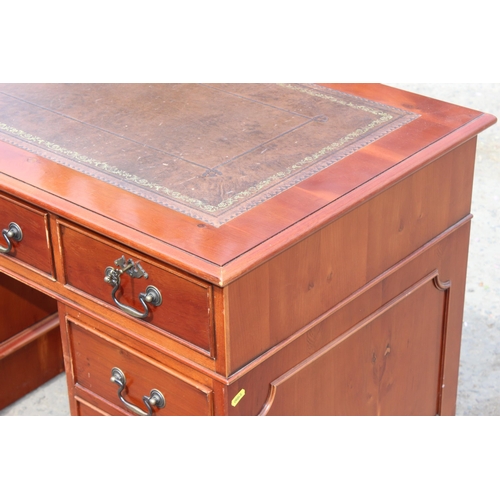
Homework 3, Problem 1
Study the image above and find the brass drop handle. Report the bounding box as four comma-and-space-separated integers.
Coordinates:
0, 222, 23, 254
110, 367, 165, 416
104, 256, 162, 319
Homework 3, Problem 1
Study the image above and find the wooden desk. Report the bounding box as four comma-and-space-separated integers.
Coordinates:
0, 84, 496, 415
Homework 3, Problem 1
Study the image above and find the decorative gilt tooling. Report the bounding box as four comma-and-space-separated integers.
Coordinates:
0, 84, 419, 226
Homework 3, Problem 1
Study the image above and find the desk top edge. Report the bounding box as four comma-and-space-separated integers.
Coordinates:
0, 84, 496, 284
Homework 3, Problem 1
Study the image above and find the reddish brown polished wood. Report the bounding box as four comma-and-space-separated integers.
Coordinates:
0, 84, 496, 415
0, 194, 54, 277
0, 84, 494, 284
64, 308, 214, 416
58, 220, 214, 354
0, 273, 63, 410
0, 273, 57, 343
0, 311, 63, 410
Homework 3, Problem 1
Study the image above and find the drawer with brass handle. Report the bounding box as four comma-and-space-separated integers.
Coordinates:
57, 220, 214, 354
66, 313, 214, 416
0, 193, 54, 277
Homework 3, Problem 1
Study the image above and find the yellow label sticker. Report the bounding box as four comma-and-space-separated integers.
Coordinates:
231, 389, 246, 407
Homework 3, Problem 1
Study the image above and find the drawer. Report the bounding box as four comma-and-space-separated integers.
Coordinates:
66, 314, 214, 416
0, 193, 54, 276
57, 220, 213, 354
75, 398, 115, 416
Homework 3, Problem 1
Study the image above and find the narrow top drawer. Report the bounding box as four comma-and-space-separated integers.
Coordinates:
0, 194, 53, 276
57, 220, 214, 355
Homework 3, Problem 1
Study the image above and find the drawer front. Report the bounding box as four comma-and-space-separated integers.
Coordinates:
67, 315, 214, 416
77, 401, 109, 416
75, 398, 116, 416
58, 221, 213, 353
0, 194, 53, 276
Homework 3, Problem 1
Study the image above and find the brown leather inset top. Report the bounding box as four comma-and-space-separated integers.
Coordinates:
0, 83, 418, 226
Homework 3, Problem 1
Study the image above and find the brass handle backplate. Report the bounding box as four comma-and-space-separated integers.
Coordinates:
104, 256, 162, 319
0, 222, 23, 254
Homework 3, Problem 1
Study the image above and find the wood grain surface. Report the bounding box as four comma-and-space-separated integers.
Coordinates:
0, 84, 496, 416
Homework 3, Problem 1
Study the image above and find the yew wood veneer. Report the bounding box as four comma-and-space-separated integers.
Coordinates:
0, 84, 496, 415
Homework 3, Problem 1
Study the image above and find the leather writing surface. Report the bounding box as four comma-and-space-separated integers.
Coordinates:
0, 84, 418, 226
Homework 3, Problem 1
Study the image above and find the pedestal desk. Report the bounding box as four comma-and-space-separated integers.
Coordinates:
0, 84, 496, 415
